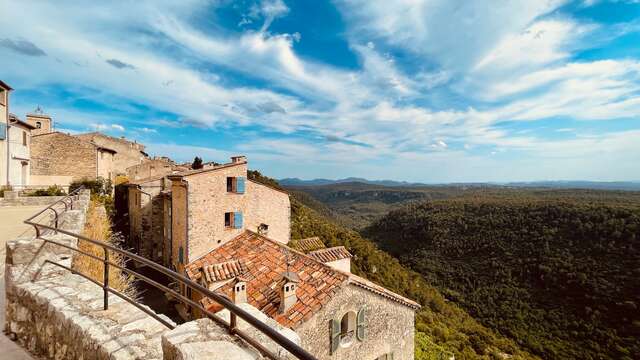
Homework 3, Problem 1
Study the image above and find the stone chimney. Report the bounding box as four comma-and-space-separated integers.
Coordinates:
232, 277, 247, 304
26, 109, 52, 136
231, 155, 247, 164
279, 271, 299, 314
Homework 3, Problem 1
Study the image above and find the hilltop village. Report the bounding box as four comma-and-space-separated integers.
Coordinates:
1, 80, 418, 359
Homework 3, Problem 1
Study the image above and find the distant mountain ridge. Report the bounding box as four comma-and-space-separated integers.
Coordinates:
280, 177, 640, 191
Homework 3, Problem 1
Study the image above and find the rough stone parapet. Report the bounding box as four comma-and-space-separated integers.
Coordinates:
0, 194, 67, 207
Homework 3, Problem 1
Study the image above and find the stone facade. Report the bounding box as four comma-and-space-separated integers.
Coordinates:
296, 284, 415, 360
7, 115, 35, 189
30, 132, 116, 186
25, 112, 52, 136
126, 157, 182, 182
76, 132, 147, 175
169, 159, 291, 268
128, 176, 168, 263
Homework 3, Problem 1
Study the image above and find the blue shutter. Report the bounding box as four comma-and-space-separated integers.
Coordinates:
0, 123, 6, 140
236, 177, 245, 194
234, 212, 243, 229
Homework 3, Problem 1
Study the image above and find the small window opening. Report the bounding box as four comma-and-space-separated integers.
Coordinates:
225, 212, 233, 228
340, 311, 356, 347
36, 121, 42, 129
227, 177, 235, 192
22, 131, 27, 146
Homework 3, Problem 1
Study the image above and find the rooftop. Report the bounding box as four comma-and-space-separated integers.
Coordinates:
288, 237, 326, 252
307, 246, 352, 263
8, 114, 37, 130
185, 231, 419, 329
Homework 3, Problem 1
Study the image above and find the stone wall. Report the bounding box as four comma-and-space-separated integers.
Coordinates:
0, 191, 66, 207
126, 159, 175, 182
30, 132, 98, 182
128, 178, 166, 263
296, 284, 415, 360
76, 133, 147, 174
175, 162, 291, 265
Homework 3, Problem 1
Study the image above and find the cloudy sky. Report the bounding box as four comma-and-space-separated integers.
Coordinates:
1, 0, 639, 182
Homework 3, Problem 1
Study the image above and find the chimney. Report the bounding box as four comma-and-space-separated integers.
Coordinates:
231, 155, 247, 164
232, 277, 247, 304
279, 271, 299, 314
25, 110, 53, 136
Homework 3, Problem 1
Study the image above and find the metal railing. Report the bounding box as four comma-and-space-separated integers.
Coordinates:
24, 188, 316, 360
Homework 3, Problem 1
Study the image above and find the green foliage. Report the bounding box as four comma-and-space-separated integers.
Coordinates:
24, 185, 66, 196
192, 156, 203, 169
364, 197, 640, 359
69, 177, 113, 197
289, 196, 536, 360
247, 170, 284, 190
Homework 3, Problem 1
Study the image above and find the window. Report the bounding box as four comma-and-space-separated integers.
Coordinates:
225, 212, 243, 229
36, 121, 42, 129
339, 311, 356, 346
257, 223, 269, 235
0, 89, 5, 105
22, 131, 27, 146
226, 176, 246, 194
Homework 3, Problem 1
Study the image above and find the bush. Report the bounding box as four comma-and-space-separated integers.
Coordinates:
24, 185, 66, 197
70, 177, 113, 196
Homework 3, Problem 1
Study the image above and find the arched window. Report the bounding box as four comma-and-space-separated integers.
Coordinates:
339, 311, 356, 346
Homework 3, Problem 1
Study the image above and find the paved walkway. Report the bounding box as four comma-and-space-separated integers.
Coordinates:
0, 205, 43, 359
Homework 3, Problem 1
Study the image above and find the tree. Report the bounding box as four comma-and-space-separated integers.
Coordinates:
192, 156, 203, 169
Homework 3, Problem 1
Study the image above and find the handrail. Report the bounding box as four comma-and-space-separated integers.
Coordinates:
24, 190, 316, 360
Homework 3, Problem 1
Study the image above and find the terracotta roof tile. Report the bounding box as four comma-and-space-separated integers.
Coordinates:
307, 246, 352, 263
288, 237, 326, 252
185, 230, 420, 329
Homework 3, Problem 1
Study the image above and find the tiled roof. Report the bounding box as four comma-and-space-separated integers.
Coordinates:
289, 236, 326, 252
201, 259, 247, 283
185, 231, 420, 329
186, 231, 348, 329
308, 246, 352, 263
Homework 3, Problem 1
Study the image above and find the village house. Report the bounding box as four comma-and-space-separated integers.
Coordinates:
30, 131, 117, 187
76, 132, 148, 173
7, 114, 36, 189
0, 80, 12, 187
185, 231, 418, 360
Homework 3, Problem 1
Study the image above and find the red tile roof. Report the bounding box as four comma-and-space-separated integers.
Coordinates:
289, 236, 325, 252
185, 231, 420, 329
201, 259, 247, 283
308, 246, 352, 263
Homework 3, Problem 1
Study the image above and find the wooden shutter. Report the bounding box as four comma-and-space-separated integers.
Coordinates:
330, 319, 340, 354
236, 177, 245, 194
178, 246, 184, 264
356, 308, 367, 341
234, 212, 243, 229
0, 123, 6, 140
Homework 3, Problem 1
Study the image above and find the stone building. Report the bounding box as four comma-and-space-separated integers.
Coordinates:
186, 230, 419, 360
126, 157, 188, 182
0, 80, 12, 186
30, 132, 116, 187
128, 174, 169, 263
24, 109, 52, 136
76, 132, 148, 175
7, 114, 36, 189
167, 156, 291, 273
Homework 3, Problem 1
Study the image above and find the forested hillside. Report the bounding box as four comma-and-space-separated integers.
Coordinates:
364, 198, 640, 359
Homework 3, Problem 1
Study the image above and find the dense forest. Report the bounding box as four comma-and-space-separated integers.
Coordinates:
248, 171, 537, 359
364, 197, 640, 359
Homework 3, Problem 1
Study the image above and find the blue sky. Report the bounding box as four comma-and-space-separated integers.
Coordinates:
1, 0, 639, 182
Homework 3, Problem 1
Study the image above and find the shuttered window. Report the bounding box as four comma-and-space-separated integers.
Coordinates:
227, 177, 246, 194
330, 318, 340, 354
0, 123, 6, 140
356, 308, 367, 341
233, 212, 243, 229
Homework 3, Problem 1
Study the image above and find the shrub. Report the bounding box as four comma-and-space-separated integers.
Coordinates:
70, 177, 113, 196
24, 185, 66, 197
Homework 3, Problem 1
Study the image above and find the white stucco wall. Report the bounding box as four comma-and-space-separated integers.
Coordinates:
7, 123, 30, 189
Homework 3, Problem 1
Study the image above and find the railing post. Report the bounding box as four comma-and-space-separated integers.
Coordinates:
51, 208, 59, 233
103, 248, 109, 310
230, 312, 237, 334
